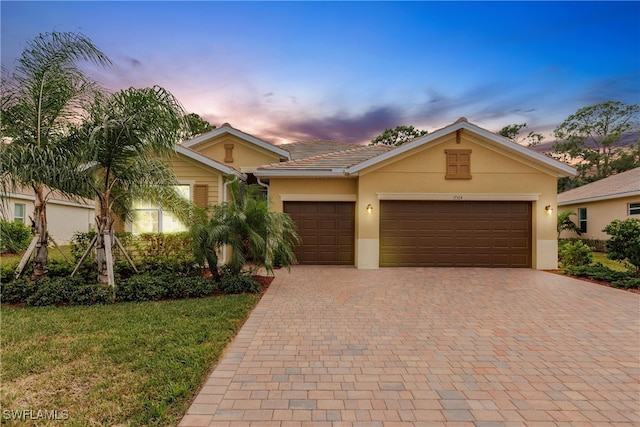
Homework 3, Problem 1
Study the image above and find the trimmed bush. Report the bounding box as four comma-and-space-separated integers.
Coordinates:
219, 273, 260, 295
559, 240, 593, 268
116, 273, 218, 302
0, 219, 32, 254
1, 278, 37, 304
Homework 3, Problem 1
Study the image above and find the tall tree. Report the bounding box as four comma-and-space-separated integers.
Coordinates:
497, 123, 544, 147
369, 125, 428, 146
0, 31, 110, 280
552, 101, 640, 182
74, 86, 190, 286
184, 113, 216, 137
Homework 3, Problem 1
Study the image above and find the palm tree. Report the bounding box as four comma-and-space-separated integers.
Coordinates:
75, 86, 190, 286
191, 177, 300, 279
0, 31, 110, 280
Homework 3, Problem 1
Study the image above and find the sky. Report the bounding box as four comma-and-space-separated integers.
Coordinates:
2, 1, 639, 145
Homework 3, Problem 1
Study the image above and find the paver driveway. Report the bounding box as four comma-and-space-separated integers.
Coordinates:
180, 267, 640, 427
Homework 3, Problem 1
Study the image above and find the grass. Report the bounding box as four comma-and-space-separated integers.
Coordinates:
1, 245, 74, 266
1, 295, 260, 426
592, 251, 630, 272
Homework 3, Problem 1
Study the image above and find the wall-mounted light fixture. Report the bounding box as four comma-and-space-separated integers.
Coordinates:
366, 204, 373, 214
545, 205, 554, 214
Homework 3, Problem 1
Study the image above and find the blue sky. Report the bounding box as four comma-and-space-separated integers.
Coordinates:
2, 1, 639, 144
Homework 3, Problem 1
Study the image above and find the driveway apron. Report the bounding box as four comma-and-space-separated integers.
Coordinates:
180, 267, 640, 426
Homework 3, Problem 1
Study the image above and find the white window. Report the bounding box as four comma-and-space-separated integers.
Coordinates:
14, 203, 26, 223
629, 202, 640, 216
578, 208, 588, 233
131, 185, 190, 233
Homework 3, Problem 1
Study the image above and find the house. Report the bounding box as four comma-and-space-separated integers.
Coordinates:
161, 118, 576, 270
0, 188, 96, 244
558, 167, 640, 240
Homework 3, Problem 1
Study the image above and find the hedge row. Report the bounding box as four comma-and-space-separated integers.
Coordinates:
1, 272, 260, 306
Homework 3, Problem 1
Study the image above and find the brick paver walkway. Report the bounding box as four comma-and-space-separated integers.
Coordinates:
180, 267, 640, 426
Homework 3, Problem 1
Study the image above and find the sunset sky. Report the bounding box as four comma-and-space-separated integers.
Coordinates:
2, 1, 639, 145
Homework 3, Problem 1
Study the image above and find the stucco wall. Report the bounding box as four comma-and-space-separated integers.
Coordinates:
559, 195, 640, 240
353, 132, 559, 269
1, 195, 95, 244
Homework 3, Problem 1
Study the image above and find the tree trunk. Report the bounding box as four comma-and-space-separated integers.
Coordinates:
31, 186, 48, 281
96, 213, 115, 285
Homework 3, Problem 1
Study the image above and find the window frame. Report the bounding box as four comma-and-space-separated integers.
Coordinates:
130, 184, 192, 233
578, 207, 588, 234
629, 202, 640, 216
14, 203, 26, 223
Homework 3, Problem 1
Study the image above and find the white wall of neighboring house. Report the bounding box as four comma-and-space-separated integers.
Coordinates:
2, 192, 96, 245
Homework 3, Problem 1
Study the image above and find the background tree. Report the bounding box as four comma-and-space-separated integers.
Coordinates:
184, 113, 215, 138
369, 125, 428, 146
603, 218, 640, 277
552, 101, 640, 183
0, 31, 110, 280
498, 123, 544, 147
74, 86, 190, 286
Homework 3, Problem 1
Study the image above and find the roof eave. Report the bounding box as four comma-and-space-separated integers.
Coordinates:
254, 169, 354, 178
558, 190, 640, 206
182, 127, 290, 160
346, 121, 577, 177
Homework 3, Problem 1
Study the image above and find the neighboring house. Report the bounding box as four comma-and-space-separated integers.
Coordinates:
167, 118, 576, 270
558, 167, 640, 240
0, 188, 96, 244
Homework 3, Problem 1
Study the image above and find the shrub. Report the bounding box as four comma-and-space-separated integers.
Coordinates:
559, 240, 593, 268
603, 218, 640, 276
46, 258, 74, 278
68, 284, 114, 305
0, 219, 33, 254
116, 274, 166, 302
136, 255, 199, 276
1, 278, 37, 304
563, 263, 630, 283
24, 276, 85, 306
218, 273, 259, 295
611, 277, 640, 289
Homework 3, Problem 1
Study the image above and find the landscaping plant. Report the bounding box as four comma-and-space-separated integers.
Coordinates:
603, 218, 640, 276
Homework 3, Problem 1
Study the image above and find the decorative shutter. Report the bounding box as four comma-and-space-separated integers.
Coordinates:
194, 184, 208, 209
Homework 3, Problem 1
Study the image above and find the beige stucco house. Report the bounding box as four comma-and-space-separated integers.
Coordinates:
1, 189, 96, 244
167, 119, 576, 270
558, 167, 640, 240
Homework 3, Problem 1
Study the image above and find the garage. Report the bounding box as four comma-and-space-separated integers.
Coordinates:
380, 200, 532, 267
284, 201, 355, 265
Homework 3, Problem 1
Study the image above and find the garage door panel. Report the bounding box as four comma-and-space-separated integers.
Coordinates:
284, 201, 354, 265
380, 201, 531, 268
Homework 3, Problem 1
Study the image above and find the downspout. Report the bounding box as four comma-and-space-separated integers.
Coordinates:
256, 177, 270, 208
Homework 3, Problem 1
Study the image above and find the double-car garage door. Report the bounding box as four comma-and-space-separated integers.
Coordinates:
285, 200, 532, 268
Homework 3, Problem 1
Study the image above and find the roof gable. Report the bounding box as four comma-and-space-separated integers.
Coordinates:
182, 123, 290, 160
347, 118, 577, 178
174, 145, 245, 179
558, 167, 640, 205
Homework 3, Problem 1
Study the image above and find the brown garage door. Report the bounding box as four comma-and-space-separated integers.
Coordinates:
284, 201, 355, 265
380, 201, 532, 267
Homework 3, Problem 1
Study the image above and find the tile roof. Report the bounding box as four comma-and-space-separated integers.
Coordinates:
259, 144, 395, 171
281, 140, 361, 160
557, 167, 640, 205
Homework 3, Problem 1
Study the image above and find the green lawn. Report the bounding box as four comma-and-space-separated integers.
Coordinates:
1, 295, 260, 426
592, 251, 630, 272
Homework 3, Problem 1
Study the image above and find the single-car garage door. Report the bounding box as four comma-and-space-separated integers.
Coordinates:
380, 200, 532, 267
284, 201, 355, 265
